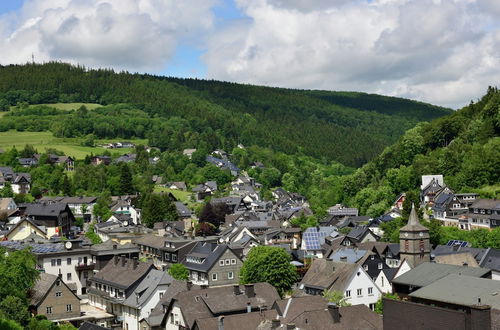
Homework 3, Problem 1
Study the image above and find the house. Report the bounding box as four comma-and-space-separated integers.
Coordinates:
249, 161, 264, 169
420, 175, 445, 204
0, 197, 17, 211
329, 247, 390, 282
206, 155, 240, 176
11, 172, 31, 194
163, 283, 280, 330
192, 181, 218, 201
2, 217, 48, 241
327, 204, 359, 217
53, 155, 75, 171
91, 156, 112, 166
340, 227, 379, 247
466, 198, 500, 230
0, 239, 93, 295
29, 273, 81, 321
182, 242, 243, 287
392, 262, 492, 297
90, 240, 140, 271
115, 154, 137, 164
17, 157, 38, 167
41, 196, 98, 222
174, 202, 192, 219
122, 269, 172, 330
384, 274, 500, 330
301, 226, 339, 258
23, 202, 75, 237
88, 257, 156, 327
393, 193, 406, 210
110, 199, 140, 225
263, 227, 301, 249
166, 181, 187, 191
192, 296, 383, 330
298, 259, 382, 310
182, 148, 197, 159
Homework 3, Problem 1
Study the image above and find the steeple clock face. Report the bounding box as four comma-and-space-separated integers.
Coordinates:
419, 232, 424, 237
404, 232, 409, 237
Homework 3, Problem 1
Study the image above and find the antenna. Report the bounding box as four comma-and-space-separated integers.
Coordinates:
31, 53, 35, 64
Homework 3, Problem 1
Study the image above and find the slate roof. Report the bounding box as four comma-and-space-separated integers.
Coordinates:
471, 199, 500, 210
409, 274, 500, 309
123, 269, 172, 308
392, 262, 491, 288
329, 248, 368, 263
182, 242, 231, 272
479, 248, 500, 272
30, 273, 59, 306
300, 259, 359, 291
134, 234, 165, 249
174, 202, 191, 217
24, 202, 69, 217
400, 205, 427, 232
346, 227, 378, 241
79, 322, 110, 330
90, 257, 154, 290
169, 283, 280, 329
434, 252, 480, 267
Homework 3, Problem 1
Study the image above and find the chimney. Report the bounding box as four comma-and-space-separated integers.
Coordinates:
328, 303, 340, 323
133, 258, 139, 270
246, 302, 251, 313
114, 255, 119, 265
218, 316, 224, 330
271, 319, 280, 329
187, 281, 193, 291
286, 324, 295, 330
121, 257, 126, 267
233, 285, 241, 295
244, 284, 255, 298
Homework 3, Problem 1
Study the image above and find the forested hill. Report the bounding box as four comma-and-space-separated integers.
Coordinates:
339, 87, 500, 217
0, 62, 451, 167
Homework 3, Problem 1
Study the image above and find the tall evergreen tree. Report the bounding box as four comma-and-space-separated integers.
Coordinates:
119, 163, 134, 195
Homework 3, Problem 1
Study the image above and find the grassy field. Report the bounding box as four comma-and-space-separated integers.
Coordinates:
36, 103, 102, 111
0, 130, 147, 159
154, 186, 193, 203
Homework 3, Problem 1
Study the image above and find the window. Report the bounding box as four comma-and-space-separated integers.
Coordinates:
225, 259, 230, 265
57, 259, 61, 266
66, 304, 72, 312
368, 287, 373, 295
370, 255, 374, 260
363, 265, 368, 271
172, 255, 177, 262
159, 292, 164, 299
84, 271, 88, 279
378, 263, 383, 270
165, 253, 170, 261
67, 273, 72, 281
345, 290, 351, 297
231, 259, 236, 265
55, 292, 62, 297
55, 280, 60, 286
51, 259, 56, 266
381, 276, 384, 286
67, 258, 72, 265
170, 313, 174, 324
212, 273, 218, 281
46, 307, 53, 314
219, 260, 224, 266
228, 272, 234, 279
357, 289, 362, 296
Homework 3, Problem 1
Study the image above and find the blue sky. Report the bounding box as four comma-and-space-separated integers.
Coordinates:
0, 0, 499, 108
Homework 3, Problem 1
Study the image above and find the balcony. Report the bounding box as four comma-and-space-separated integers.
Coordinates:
75, 262, 95, 271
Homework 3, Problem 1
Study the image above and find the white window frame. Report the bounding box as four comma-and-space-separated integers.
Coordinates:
368, 287, 373, 295
231, 259, 236, 265
228, 271, 234, 280
212, 273, 218, 281
345, 290, 351, 297
219, 260, 224, 266
225, 259, 230, 265
46, 307, 53, 314
66, 304, 72, 312
357, 288, 362, 297
55, 292, 62, 297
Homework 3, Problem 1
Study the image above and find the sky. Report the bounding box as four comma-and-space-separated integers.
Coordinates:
0, 0, 499, 109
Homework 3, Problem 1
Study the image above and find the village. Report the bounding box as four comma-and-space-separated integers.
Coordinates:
0, 147, 498, 330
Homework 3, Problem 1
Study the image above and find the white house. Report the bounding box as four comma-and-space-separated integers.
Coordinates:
300, 259, 382, 310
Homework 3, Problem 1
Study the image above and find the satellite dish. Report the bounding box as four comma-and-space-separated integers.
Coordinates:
123, 221, 129, 227
219, 238, 224, 243
65, 241, 73, 250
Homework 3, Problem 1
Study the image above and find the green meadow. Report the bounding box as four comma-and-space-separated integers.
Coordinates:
0, 130, 147, 159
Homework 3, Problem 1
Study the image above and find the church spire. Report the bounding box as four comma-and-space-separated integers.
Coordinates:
408, 203, 420, 226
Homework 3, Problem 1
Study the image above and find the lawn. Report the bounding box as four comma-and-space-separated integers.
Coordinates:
154, 186, 193, 203
0, 130, 147, 159
30, 103, 102, 111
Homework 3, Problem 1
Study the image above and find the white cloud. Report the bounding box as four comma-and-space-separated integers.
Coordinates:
0, 0, 216, 72
205, 0, 500, 108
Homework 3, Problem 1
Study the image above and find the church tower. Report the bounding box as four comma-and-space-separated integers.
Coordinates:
399, 204, 430, 267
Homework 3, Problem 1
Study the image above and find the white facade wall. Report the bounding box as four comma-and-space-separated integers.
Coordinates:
343, 266, 382, 309
375, 272, 392, 294
122, 285, 169, 330
41, 253, 92, 295
165, 302, 186, 330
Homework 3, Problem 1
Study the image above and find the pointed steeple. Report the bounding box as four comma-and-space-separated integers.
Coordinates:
401, 203, 427, 231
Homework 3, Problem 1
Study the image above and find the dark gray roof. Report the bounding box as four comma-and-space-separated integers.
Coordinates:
30, 273, 59, 306
409, 274, 500, 309
90, 257, 154, 290
329, 248, 368, 263
123, 269, 172, 308
174, 202, 191, 217
479, 248, 500, 271
392, 262, 491, 288
24, 202, 69, 217
79, 322, 110, 330
182, 242, 232, 272
300, 259, 359, 291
